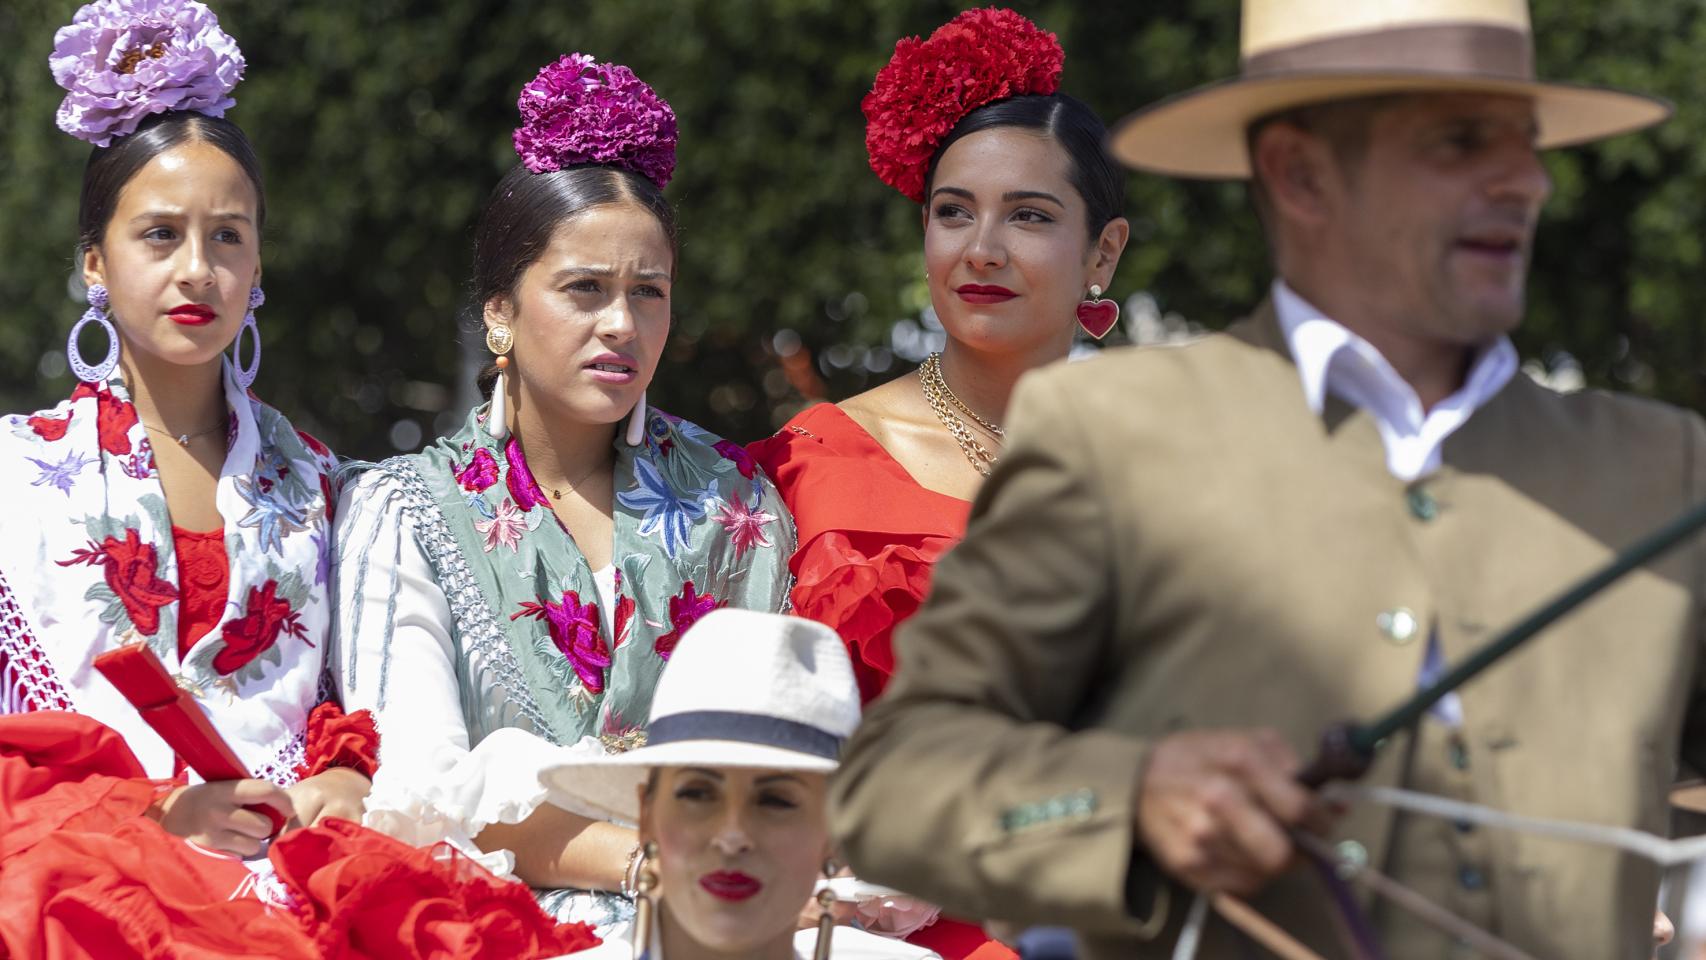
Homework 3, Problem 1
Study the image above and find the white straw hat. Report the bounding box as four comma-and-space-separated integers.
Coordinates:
1110, 0, 1671, 179
539, 608, 861, 823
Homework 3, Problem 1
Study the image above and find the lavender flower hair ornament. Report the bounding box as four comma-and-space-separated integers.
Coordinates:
512, 53, 678, 189
51, 0, 245, 148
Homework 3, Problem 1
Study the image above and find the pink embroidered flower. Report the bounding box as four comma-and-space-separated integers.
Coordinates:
475, 497, 526, 553
513, 591, 610, 693
503, 437, 550, 512
455, 448, 500, 493
712, 439, 758, 480
713, 494, 776, 559
654, 580, 722, 660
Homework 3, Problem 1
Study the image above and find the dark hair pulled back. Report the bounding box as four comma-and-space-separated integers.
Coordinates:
470, 163, 678, 394
923, 93, 1124, 239
77, 111, 265, 254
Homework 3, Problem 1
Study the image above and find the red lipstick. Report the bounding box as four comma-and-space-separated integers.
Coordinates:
699, 870, 762, 902
168, 304, 216, 326
955, 283, 1017, 305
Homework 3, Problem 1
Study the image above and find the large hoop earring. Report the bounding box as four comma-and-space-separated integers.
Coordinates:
625, 390, 647, 447
231, 286, 264, 391
67, 283, 119, 383
631, 840, 659, 959
485, 324, 514, 441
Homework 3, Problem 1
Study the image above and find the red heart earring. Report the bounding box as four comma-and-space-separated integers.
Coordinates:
1076, 285, 1119, 340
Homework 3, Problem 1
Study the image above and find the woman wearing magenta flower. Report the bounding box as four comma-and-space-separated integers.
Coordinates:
333, 52, 795, 934
749, 9, 1129, 959
0, 0, 377, 860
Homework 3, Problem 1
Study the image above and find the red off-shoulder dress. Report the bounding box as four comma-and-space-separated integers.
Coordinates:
750, 403, 1015, 960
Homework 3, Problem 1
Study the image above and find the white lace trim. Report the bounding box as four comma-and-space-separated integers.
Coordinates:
0, 569, 74, 715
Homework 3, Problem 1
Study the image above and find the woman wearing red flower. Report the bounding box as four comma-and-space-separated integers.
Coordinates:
750, 9, 1130, 959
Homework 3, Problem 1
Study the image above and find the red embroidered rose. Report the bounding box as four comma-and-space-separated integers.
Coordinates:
213, 580, 307, 675
57, 529, 179, 636
862, 7, 1063, 202
293, 702, 381, 780
93, 386, 138, 455
612, 592, 635, 650
27, 413, 72, 441
654, 580, 723, 660
455, 447, 501, 493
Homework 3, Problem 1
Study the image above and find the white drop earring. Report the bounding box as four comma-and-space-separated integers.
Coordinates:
625, 391, 647, 446
485, 324, 514, 441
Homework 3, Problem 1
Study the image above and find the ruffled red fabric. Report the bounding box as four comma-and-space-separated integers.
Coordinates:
293, 702, 381, 781
0, 711, 314, 960
271, 819, 600, 960
751, 404, 1013, 960
172, 526, 229, 659
750, 403, 969, 704
0, 713, 599, 960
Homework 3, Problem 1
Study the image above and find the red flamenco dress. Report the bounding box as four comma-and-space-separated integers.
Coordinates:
0, 530, 599, 959
750, 404, 1013, 960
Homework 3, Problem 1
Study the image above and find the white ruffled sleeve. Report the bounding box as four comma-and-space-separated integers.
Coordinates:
333, 469, 604, 877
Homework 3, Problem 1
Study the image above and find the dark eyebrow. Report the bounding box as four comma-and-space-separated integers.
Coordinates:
754, 773, 807, 786
551, 266, 671, 283
128, 210, 253, 225
678, 766, 726, 780
929, 186, 975, 203
1003, 190, 1064, 206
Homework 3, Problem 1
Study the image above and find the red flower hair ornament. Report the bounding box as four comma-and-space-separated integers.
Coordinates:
862, 7, 1064, 203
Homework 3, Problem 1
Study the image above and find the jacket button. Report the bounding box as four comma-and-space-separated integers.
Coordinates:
1407, 488, 1438, 521
1458, 865, 1487, 891
1377, 608, 1420, 644
1334, 839, 1369, 878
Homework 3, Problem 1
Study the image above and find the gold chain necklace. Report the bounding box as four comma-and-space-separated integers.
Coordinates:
919, 353, 1001, 477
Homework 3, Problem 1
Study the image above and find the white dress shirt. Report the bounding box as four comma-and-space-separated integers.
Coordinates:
1272, 280, 1518, 726
1272, 280, 1517, 482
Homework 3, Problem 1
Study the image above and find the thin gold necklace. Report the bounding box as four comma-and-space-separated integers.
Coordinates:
141, 419, 225, 448
537, 459, 610, 501
919, 353, 1001, 477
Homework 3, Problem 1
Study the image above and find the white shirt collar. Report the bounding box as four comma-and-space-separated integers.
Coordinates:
1270, 279, 1517, 481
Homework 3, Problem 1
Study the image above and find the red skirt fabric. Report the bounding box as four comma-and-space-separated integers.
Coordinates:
0, 712, 598, 960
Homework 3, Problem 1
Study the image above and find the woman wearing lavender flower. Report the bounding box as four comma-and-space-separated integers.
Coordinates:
332, 52, 795, 935
0, 0, 377, 860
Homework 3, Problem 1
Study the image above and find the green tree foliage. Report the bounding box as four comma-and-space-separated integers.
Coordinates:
0, 0, 1700, 458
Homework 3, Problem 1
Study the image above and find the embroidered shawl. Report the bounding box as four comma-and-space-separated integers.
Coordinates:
337, 406, 794, 750
0, 364, 338, 783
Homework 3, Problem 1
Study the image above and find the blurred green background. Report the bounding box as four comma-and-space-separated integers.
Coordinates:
1, 1, 1701, 458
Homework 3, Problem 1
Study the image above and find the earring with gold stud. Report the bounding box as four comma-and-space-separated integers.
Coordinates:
485, 324, 514, 440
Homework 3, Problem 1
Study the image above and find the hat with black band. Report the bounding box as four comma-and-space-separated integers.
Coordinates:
538, 608, 860, 823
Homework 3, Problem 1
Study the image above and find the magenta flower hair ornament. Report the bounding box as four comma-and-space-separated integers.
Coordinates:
512, 53, 679, 189
50, 0, 246, 148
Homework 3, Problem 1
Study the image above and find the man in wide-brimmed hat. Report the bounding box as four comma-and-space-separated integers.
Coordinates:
833, 1, 1694, 956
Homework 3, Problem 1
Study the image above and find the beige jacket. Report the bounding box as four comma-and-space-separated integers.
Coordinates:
831, 305, 1706, 958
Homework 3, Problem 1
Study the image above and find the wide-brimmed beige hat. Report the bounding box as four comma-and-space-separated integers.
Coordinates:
1111, 0, 1671, 179
538, 609, 861, 823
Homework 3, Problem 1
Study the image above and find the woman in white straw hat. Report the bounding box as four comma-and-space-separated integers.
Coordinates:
543, 607, 939, 960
